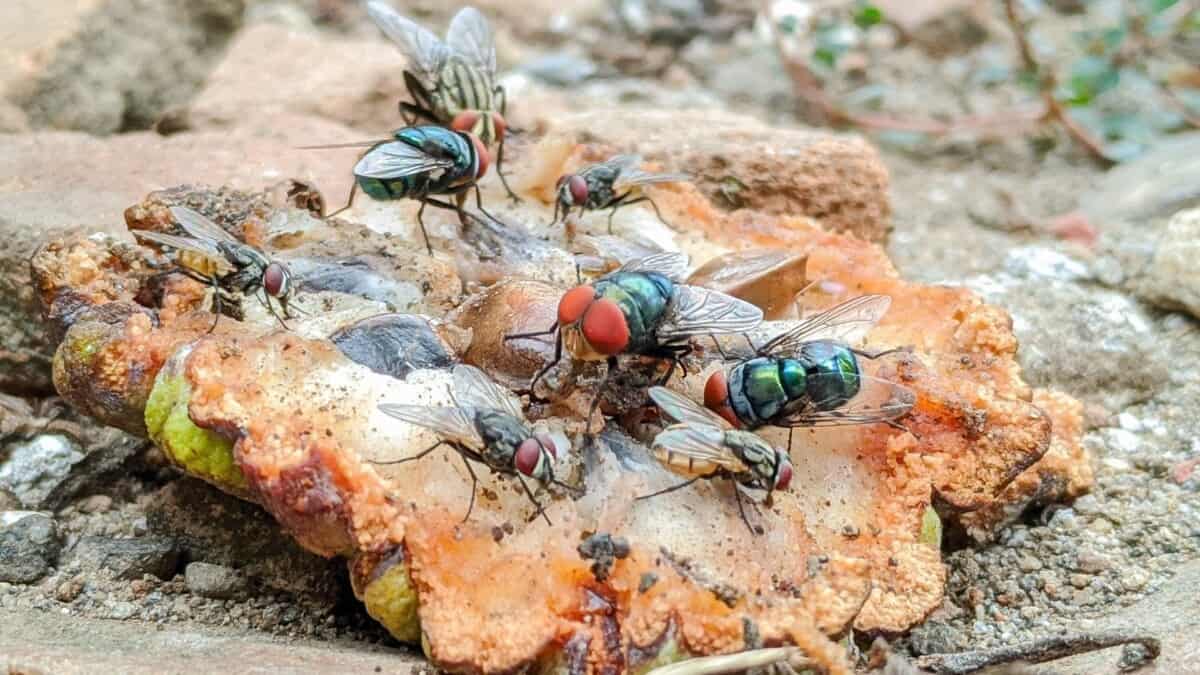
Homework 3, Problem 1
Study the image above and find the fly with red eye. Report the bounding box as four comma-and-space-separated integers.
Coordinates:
503, 252, 764, 429
131, 206, 298, 333
640, 387, 793, 535
376, 365, 581, 525
305, 125, 504, 255
366, 2, 521, 202
550, 155, 689, 233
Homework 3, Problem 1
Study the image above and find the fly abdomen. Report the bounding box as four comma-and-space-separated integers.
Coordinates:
653, 447, 719, 478
799, 340, 862, 411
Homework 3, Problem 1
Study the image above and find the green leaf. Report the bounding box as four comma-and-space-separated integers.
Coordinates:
853, 3, 883, 28
1147, 0, 1179, 13
812, 46, 838, 69
778, 14, 798, 34
1065, 56, 1120, 105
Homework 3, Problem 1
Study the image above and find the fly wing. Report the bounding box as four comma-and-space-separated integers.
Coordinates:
445, 7, 497, 78
653, 426, 748, 472
452, 364, 524, 421
366, 0, 451, 83
617, 251, 689, 280
612, 168, 689, 193
648, 386, 728, 431
353, 140, 457, 179
170, 206, 240, 245
378, 403, 483, 447
780, 374, 915, 427
132, 230, 235, 276
656, 285, 764, 342
759, 294, 891, 356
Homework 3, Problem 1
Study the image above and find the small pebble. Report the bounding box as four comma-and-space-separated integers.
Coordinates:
1018, 554, 1043, 572
78, 495, 112, 514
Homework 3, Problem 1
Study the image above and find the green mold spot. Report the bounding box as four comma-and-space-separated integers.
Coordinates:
145, 373, 246, 492
919, 506, 942, 549
363, 561, 422, 644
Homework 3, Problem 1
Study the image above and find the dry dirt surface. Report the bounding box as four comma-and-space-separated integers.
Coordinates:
2, 0, 1198, 673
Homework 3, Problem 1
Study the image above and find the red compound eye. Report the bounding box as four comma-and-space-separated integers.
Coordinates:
775, 460, 793, 491
450, 111, 481, 133
535, 432, 557, 459
567, 175, 588, 205
465, 133, 490, 179
558, 285, 595, 325
263, 263, 288, 297
515, 438, 543, 477
490, 112, 507, 142
581, 298, 629, 355
704, 370, 739, 427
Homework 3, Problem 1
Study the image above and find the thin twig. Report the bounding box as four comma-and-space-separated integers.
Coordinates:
915, 632, 1161, 674
1001, 0, 1114, 164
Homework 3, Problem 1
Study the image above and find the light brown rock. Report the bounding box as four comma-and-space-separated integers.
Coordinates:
535, 108, 892, 243
0, 0, 244, 133
188, 22, 406, 133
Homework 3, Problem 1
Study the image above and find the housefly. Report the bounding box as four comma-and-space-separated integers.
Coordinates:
643, 386, 792, 534
505, 252, 763, 419
377, 364, 576, 524
132, 206, 295, 331
703, 294, 916, 447
307, 125, 494, 255
553, 154, 688, 233
366, 2, 519, 201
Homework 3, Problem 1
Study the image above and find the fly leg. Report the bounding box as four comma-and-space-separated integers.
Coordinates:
586, 356, 619, 431
517, 475, 552, 526
504, 322, 562, 395
326, 181, 358, 219
401, 72, 438, 125
709, 334, 730, 360
656, 343, 694, 385
732, 484, 762, 536
604, 192, 634, 234
787, 427, 795, 457
635, 475, 704, 501
414, 200, 434, 255
458, 451, 480, 524
261, 291, 291, 331
492, 85, 521, 204
852, 346, 913, 360
207, 276, 222, 334
371, 440, 447, 466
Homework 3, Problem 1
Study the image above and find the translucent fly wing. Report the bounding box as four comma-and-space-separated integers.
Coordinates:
378, 403, 483, 447
353, 141, 457, 179
445, 7, 497, 78
648, 386, 728, 431
366, 0, 451, 83
612, 168, 689, 193
652, 425, 747, 472
780, 374, 915, 428
617, 251, 689, 281
759, 294, 892, 357
132, 230, 235, 276
170, 206, 240, 245
656, 285, 764, 342
452, 364, 524, 421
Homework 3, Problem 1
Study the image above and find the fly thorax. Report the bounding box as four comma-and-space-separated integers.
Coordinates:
725, 361, 760, 427
474, 410, 527, 468
799, 340, 862, 411
597, 272, 673, 353
725, 431, 775, 488
739, 357, 787, 422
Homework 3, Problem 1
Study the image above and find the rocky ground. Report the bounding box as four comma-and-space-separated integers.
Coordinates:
2, 0, 1198, 673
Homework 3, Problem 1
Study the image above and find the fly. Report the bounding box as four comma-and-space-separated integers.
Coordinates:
504, 252, 763, 420
377, 364, 577, 524
366, 2, 519, 201
306, 125, 494, 255
553, 155, 688, 233
642, 386, 792, 534
132, 206, 295, 331
703, 294, 916, 448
